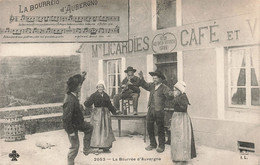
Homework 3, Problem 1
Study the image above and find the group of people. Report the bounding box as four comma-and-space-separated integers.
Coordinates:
62, 66, 196, 165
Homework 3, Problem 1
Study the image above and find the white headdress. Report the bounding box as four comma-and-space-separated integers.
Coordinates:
174, 81, 186, 93
96, 80, 106, 90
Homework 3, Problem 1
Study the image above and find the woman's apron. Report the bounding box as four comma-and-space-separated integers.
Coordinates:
90, 107, 116, 148
170, 112, 196, 161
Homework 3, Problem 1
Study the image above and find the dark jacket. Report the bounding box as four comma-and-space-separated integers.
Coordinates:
121, 75, 141, 94
63, 93, 84, 134
172, 93, 190, 112
84, 91, 117, 115
140, 78, 171, 111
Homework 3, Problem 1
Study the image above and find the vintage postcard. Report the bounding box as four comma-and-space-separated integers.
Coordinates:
0, 0, 259, 165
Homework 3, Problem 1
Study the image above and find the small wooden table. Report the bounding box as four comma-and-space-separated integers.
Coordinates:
111, 112, 147, 142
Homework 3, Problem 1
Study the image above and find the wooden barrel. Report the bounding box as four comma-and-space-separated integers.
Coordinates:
4, 115, 25, 142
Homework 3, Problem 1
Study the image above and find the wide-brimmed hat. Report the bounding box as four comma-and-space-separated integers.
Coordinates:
149, 70, 166, 80
66, 75, 82, 93
72, 74, 83, 84
174, 81, 186, 93
124, 66, 136, 73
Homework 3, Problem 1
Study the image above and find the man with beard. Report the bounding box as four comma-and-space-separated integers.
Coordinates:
113, 66, 140, 115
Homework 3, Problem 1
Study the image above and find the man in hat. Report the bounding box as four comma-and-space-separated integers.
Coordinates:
113, 66, 140, 115
138, 70, 171, 153
63, 72, 98, 165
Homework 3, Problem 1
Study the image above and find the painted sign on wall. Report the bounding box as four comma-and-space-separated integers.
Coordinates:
152, 33, 177, 53
88, 13, 259, 57
0, 0, 129, 43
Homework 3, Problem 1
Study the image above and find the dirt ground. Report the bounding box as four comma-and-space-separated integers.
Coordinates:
0, 130, 259, 165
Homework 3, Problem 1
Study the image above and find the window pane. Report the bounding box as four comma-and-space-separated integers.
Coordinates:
157, 0, 176, 29
108, 60, 116, 74
231, 68, 246, 86
107, 61, 111, 74
109, 75, 116, 87
112, 61, 116, 73
118, 60, 121, 73
156, 55, 165, 63
156, 53, 177, 63
106, 59, 121, 97
231, 88, 246, 105
251, 68, 259, 86
230, 49, 246, 67
165, 53, 177, 62
251, 88, 260, 106
118, 75, 121, 85
251, 48, 259, 86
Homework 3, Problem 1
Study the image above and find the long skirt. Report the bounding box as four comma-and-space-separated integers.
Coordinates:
171, 112, 196, 161
90, 107, 116, 148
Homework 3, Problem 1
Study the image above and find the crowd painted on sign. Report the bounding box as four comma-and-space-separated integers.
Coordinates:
63, 67, 196, 165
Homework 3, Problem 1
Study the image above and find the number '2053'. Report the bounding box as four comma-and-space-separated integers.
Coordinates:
94, 157, 105, 161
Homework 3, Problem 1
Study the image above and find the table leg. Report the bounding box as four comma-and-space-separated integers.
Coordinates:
118, 119, 121, 137
143, 119, 147, 143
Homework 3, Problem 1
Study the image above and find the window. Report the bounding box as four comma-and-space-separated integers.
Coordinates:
228, 46, 260, 108
156, 0, 176, 30
155, 53, 178, 108
104, 59, 121, 99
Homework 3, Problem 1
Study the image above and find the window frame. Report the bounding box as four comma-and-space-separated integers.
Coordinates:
152, 0, 181, 30
156, 0, 177, 30
227, 45, 260, 109
104, 58, 122, 98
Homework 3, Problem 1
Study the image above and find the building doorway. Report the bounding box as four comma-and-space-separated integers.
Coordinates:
154, 52, 178, 108
154, 52, 178, 89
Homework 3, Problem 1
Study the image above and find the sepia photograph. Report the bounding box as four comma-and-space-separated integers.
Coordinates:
0, 0, 259, 165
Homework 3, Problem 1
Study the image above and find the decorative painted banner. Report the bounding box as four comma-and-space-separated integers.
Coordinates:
89, 12, 259, 57
0, 0, 129, 43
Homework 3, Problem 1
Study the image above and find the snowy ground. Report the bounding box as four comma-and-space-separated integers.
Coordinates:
0, 130, 259, 165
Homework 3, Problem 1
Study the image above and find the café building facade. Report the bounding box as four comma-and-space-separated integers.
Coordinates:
79, 0, 260, 154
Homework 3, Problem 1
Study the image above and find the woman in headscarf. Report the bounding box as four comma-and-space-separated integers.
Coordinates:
84, 80, 119, 153
170, 81, 196, 165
